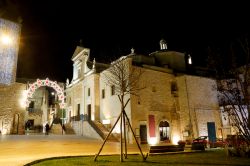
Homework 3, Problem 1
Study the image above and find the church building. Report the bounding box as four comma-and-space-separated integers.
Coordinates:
65, 40, 224, 144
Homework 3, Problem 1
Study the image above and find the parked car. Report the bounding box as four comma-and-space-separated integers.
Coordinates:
225, 135, 246, 147
192, 136, 208, 147
211, 138, 227, 148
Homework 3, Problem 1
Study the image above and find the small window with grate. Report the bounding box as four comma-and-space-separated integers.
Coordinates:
171, 82, 178, 93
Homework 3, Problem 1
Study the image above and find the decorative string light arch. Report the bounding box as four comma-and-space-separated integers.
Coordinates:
25, 78, 65, 108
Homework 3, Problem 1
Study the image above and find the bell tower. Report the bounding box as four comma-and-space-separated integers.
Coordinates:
71, 41, 90, 83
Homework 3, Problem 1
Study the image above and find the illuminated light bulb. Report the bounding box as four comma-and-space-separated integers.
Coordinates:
1, 34, 12, 45
148, 137, 157, 145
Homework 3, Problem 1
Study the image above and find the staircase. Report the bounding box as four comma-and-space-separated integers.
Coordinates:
50, 124, 63, 135
90, 120, 119, 142
64, 123, 75, 134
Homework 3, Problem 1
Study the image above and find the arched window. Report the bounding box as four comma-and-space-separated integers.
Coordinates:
159, 39, 167, 50
159, 121, 170, 141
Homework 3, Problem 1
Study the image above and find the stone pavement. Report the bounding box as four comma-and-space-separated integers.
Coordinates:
0, 135, 149, 166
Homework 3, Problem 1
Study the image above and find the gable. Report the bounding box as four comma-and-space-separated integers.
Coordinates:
71, 46, 85, 60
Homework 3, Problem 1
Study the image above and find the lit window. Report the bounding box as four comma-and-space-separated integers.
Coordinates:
188, 54, 192, 64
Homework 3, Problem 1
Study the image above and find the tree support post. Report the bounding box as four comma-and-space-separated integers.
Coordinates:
94, 111, 122, 161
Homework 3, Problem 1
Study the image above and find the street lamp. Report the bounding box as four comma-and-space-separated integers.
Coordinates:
0, 33, 13, 45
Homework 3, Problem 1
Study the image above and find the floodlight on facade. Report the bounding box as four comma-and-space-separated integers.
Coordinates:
1, 33, 13, 45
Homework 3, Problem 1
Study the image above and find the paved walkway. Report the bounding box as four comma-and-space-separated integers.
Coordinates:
0, 135, 149, 166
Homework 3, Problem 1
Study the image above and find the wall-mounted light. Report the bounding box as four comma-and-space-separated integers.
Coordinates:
188, 54, 192, 65
19, 90, 28, 108
148, 137, 157, 145
1, 34, 13, 45
172, 134, 181, 145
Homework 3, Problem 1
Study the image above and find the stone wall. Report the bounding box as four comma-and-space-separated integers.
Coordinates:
99, 66, 131, 134
0, 82, 26, 134
130, 73, 222, 143
66, 74, 101, 122
66, 81, 83, 119
71, 121, 102, 140
130, 66, 178, 143
81, 74, 99, 120
178, 75, 221, 138
175, 75, 192, 141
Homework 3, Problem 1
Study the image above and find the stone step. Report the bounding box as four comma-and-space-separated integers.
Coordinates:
64, 123, 75, 134
93, 121, 119, 142
50, 124, 63, 134
93, 121, 109, 132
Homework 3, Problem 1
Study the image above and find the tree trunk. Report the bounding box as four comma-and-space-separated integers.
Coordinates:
123, 109, 128, 159
94, 111, 122, 161
120, 106, 123, 162
123, 110, 146, 161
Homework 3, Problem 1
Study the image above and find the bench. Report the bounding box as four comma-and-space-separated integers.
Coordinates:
149, 145, 185, 154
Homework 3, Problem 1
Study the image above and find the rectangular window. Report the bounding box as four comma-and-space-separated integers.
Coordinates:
171, 81, 178, 93
102, 89, 105, 99
28, 101, 34, 108
88, 88, 90, 96
28, 101, 35, 112
77, 104, 80, 116
111, 85, 115, 96
77, 104, 80, 121
87, 104, 91, 121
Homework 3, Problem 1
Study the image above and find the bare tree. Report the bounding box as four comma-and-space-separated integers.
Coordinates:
209, 35, 250, 155
94, 56, 147, 162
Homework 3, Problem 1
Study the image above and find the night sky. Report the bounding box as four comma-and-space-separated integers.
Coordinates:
1, 1, 250, 82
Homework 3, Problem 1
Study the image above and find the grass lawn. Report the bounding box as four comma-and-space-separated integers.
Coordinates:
27, 149, 250, 166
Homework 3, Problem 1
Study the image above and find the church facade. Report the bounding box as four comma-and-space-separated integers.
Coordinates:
65, 40, 226, 144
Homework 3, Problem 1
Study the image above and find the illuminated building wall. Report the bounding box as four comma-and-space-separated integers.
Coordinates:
0, 18, 21, 85
66, 42, 223, 145
0, 83, 26, 135
179, 76, 222, 138
0, 78, 64, 135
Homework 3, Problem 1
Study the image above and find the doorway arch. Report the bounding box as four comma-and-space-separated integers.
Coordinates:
24, 78, 65, 134
25, 78, 65, 108
159, 120, 170, 142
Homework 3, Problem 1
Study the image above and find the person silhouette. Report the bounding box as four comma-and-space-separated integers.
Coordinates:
45, 123, 50, 135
